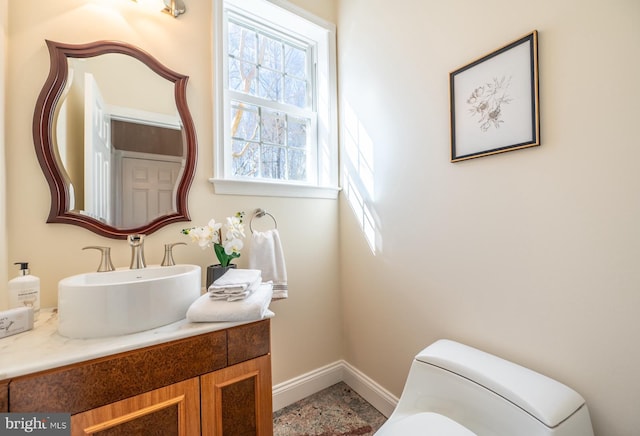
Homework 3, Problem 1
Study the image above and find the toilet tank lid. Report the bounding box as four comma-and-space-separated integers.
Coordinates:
415, 340, 586, 428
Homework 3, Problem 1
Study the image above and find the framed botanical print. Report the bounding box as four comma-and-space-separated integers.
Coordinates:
450, 31, 539, 162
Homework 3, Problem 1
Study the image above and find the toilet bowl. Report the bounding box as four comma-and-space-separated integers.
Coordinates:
375, 340, 594, 436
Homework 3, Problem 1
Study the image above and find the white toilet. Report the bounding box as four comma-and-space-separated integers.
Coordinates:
375, 339, 594, 436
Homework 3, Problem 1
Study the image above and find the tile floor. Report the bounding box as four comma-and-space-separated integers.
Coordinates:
273, 382, 387, 436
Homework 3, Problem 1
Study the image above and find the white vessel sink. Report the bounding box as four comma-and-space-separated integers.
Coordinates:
58, 264, 201, 339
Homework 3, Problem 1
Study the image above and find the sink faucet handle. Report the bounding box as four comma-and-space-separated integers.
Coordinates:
161, 242, 187, 267
82, 246, 115, 272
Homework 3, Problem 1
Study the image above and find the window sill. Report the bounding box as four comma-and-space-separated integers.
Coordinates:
210, 178, 341, 199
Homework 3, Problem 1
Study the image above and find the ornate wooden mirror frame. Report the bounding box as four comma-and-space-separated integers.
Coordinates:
33, 40, 197, 239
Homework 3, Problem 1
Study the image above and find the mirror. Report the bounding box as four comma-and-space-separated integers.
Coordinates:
33, 40, 197, 239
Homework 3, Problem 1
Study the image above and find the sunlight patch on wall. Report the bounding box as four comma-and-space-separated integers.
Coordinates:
342, 100, 379, 253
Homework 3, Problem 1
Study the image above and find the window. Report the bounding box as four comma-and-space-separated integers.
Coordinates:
213, 0, 339, 198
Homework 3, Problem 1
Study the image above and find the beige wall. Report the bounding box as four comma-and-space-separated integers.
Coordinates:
0, 0, 7, 305
4, 0, 342, 385
337, 1, 640, 435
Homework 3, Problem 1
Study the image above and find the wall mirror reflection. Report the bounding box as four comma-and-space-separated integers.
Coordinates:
34, 40, 197, 238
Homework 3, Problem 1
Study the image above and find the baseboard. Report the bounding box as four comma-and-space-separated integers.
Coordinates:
272, 360, 398, 417
272, 361, 344, 411
341, 361, 398, 417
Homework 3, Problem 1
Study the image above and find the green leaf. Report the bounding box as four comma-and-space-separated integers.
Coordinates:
214, 244, 228, 266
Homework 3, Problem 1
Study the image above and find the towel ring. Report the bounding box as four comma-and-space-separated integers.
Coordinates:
250, 208, 278, 233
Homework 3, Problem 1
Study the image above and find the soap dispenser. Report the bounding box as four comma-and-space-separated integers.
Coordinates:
8, 262, 40, 319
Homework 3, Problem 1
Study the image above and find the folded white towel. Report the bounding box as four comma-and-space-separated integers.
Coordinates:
249, 229, 288, 299
187, 283, 273, 323
210, 277, 262, 301
210, 268, 262, 289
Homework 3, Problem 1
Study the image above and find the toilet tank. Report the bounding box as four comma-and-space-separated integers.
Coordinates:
393, 340, 594, 436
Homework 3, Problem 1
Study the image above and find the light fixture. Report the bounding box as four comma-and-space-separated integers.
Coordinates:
130, 0, 186, 18
162, 0, 186, 18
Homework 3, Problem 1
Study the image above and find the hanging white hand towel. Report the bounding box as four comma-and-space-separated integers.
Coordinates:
249, 229, 288, 299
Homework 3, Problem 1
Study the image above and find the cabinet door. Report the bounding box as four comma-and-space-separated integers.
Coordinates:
0, 381, 7, 412
201, 354, 273, 436
70, 377, 200, 436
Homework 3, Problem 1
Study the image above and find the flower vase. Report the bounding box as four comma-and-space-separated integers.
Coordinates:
206, 264, 237, 290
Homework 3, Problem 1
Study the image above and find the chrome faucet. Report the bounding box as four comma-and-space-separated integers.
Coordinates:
127, 234, 146, 269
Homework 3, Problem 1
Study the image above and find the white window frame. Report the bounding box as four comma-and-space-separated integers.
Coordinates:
212, 0, 339, 199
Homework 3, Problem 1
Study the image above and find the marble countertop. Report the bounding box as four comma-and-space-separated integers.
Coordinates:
0, 308, 273, 380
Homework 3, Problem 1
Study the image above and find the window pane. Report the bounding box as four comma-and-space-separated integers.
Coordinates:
229, 23, 257, 63
261, 109, 286, 145
288, 116, 308, 148
229, 59, 257, 94
258, 68, 282, 102
231, 102, 259, 141
261, 145, 285, 179
284, 45, 306, 78
259, 35, 282, 71
228, 21, 242, 58
232, 140, 259, 177
284, 76, 307, 108
228, 58, 242, 91
288, 148, 306, 181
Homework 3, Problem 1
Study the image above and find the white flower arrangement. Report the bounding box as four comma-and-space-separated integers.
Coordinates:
182, 212, 245, 267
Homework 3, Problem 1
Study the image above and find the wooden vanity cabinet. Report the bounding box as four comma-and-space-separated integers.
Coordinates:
202, 354, 272, 436
0, 381, 8, 412
71, 377, 201, 435
6, 319, 273, 436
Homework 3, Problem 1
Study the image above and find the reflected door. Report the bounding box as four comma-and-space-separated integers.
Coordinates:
120, 157, 181, 228
84, 72, 112, 224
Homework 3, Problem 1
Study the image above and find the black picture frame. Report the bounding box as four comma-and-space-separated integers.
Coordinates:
450, 31, 539, 162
